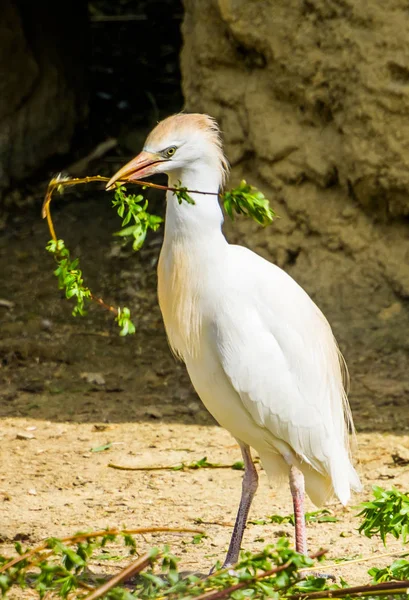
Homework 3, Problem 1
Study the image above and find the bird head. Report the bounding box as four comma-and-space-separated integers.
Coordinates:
106, 113, 229, 190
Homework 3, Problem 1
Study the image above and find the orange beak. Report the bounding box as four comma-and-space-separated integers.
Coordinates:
106, 151, 167, 190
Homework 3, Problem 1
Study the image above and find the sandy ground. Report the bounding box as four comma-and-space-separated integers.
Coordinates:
1, 195, 409, 594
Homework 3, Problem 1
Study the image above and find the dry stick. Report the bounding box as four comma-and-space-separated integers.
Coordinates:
42, 175, 107, 220
287, 579, 409, 599
89, 294, 118, 315
85, 551, 155, 600
108, 462, 242, 471
0, 526, 203, 574
195, 520, 234, 528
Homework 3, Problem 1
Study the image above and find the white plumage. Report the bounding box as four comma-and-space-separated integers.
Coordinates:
107, 113, 361, 566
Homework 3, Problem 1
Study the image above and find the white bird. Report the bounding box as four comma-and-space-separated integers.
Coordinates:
107, 113, 362, 568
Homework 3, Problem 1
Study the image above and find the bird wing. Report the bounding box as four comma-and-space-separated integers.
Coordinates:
213, 245, 353, 479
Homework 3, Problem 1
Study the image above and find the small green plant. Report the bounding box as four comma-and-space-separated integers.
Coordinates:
191, 532, 208, 545
357, 486, 409, 544
172, 456, 216, 471
305, 509, 338, 524
369, 558, 409, 583
250, 509, 337, 527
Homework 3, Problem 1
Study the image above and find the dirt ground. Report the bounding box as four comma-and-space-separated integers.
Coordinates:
1, 191, 409, 594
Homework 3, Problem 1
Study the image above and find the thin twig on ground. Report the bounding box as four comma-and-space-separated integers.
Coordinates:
108, 462, 243, 471
85, 552, 155, 600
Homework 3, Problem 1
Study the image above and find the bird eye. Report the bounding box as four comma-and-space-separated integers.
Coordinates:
164, 146, 177, 158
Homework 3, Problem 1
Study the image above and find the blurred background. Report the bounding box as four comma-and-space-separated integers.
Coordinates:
1, 0, 409, 431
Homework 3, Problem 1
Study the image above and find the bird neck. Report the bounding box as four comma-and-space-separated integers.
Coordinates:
158, 164, 227, 359
164, 164, 225, 245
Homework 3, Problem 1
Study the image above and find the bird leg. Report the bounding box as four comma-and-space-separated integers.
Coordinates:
221, 442, 258, 569
289, 466, 336, 581
289, 465, 307, 555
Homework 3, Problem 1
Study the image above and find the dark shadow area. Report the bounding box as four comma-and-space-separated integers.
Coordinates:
0, 0, 183, 188
87, 0, 184, 139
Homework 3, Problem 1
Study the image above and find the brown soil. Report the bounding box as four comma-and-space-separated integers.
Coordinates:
1, 192, 409, 596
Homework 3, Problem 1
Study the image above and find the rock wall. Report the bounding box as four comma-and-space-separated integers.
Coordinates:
181, 0, 409, 397
0, 0, 88, 194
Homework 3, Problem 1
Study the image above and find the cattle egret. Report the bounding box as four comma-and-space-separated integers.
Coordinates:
107, 114, 362, 568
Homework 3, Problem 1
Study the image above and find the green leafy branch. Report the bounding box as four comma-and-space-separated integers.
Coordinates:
43, 174, 276, 336
45, 239, 91, 316
172, 183, 196, 205
45, 238, 134, 336
112, 184, 163, 251
222, 180, 276, 226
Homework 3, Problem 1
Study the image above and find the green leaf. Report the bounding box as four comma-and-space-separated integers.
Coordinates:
221, 180, 276, 226
305, 509, 337, 523
173, 184, 195, 205
113, 224, 142, 237
132, 229, 147, 251
191, 533, 207, 544
115, 306, 136, 337
113, 185, 163, 254
91, 442, 112, 453
232, 461, 245, 470
122, 211, 132, 226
